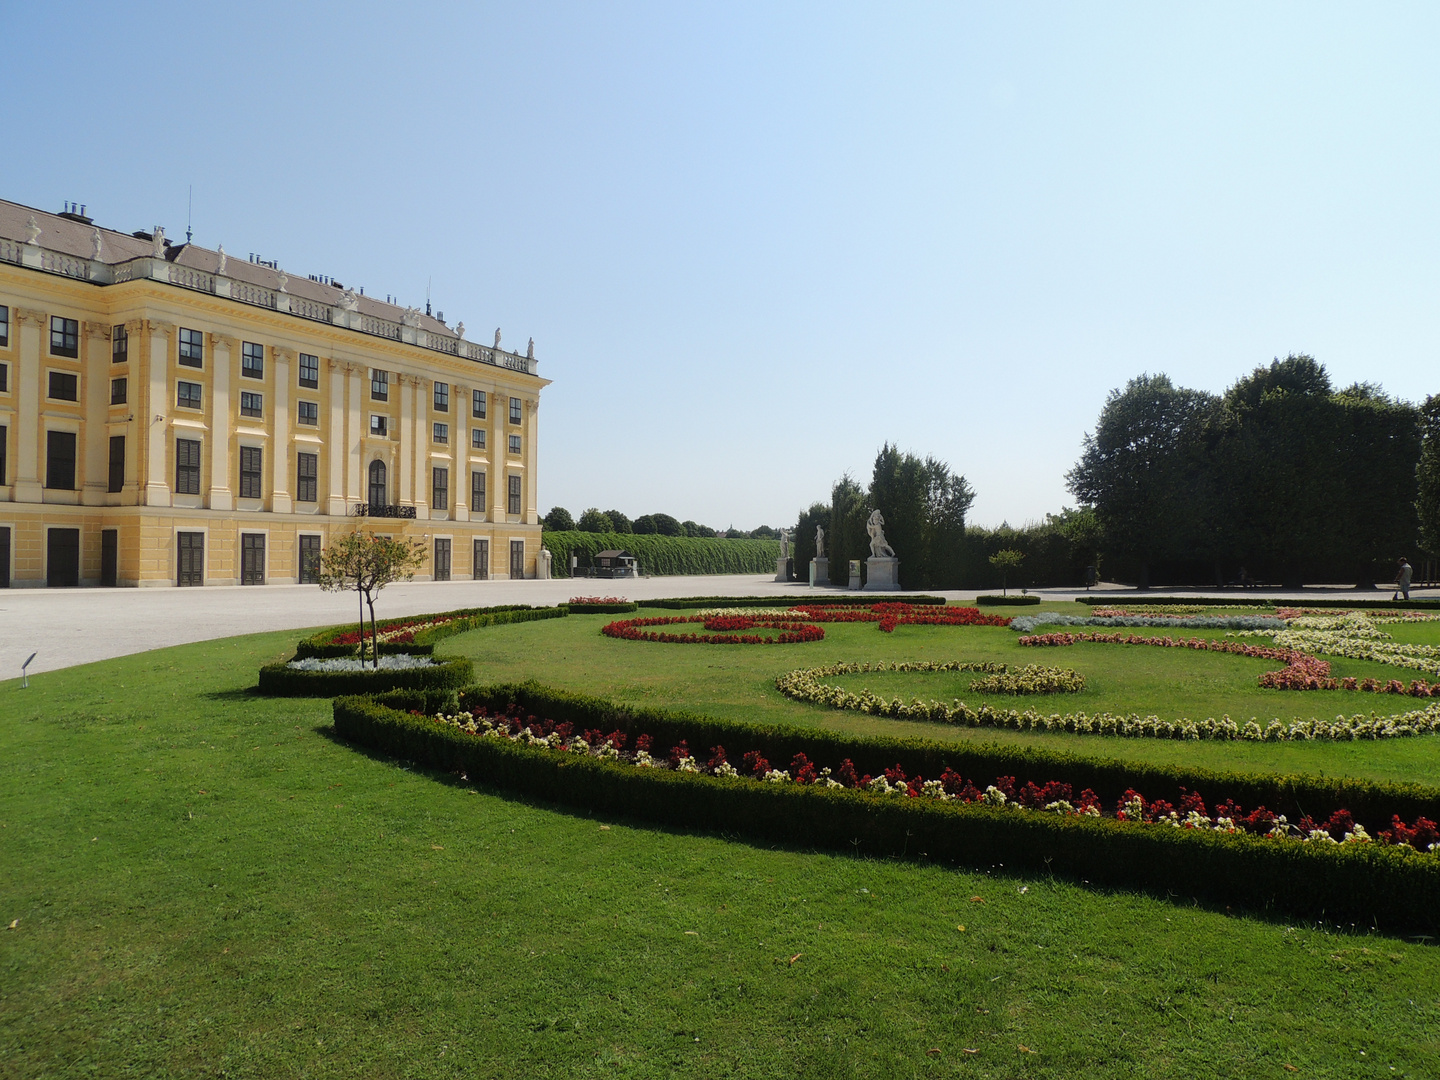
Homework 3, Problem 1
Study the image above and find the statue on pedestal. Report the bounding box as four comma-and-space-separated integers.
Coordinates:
815, 525, 826, 558
867, 510, 895, 558
779, 529, 791, 559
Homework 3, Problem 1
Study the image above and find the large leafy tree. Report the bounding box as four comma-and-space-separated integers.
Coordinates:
1067, 374, 1222, 587
316, 530, 426, 668
576, 508, 615, 533
542, 506, 575, 532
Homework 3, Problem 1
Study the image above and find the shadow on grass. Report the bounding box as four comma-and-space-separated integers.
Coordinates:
201, 685, 265, 703
311, 721, 1430, 944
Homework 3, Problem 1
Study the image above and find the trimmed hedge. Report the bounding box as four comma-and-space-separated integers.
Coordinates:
637, 594, 947, 610
295, 604, 566, 658
443, 683, 1440, 832
258, 656, 474, 697
1078, 595, 1440, 610
975, 594, 1042, 606
542, 531, 780, 578
334, 690, 1440, 932
566, 602, 639, 614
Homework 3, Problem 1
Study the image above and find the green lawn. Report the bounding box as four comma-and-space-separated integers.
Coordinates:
2, 613, 1438, 1078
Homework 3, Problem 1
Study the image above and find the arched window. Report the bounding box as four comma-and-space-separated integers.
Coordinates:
368, 459, 387, 509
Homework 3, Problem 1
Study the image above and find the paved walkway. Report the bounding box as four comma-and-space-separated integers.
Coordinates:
0, 577, 1431, 677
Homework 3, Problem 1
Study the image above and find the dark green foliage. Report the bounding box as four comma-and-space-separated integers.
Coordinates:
631, 514, 656, 534
1070, 358, 1424, 587
868, 444, 975, 590
542, 506, 575, 531
1419, 393, 1440, 556
975, 594, 1041, 606
577, 507, 615, 533
826, 474, 869, 587
258, 656, 473, 697
565, 601, 639, 614
650, 513, 683, 536
603, 510, 633, 534
791, 501, 829, 582
334, 690, 1440, 932
539, 531, 779, 577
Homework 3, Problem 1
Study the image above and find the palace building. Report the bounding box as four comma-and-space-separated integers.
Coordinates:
0, 198, 549, 587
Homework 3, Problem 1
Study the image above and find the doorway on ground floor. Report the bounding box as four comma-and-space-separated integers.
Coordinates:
47, 528, 80, 588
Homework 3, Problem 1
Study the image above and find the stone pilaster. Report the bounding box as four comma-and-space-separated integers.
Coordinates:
81, 321, 111, 505
398, 372, 413, 507
345, 362, 364, 505
271, 347, 292, 514
12, 308, 44, 502
326, 357, 346, 516
210, 334, 235, 510
143, 320, 174, 506
524, 396, 539, 524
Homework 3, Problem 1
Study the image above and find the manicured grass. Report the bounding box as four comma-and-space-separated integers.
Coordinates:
2, 616, 1439, 1077
448, 612, 1440, 785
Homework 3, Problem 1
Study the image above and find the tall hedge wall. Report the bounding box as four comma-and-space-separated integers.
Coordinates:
541, 531, 780, 578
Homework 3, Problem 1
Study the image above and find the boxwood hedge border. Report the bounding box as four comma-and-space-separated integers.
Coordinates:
975, 594, 1042, 606
294, 604, 567, 659
636, 594, 946, 610
1078, 595, 1440, 611
259, 656, 475, 697
333, 686, 1440, 933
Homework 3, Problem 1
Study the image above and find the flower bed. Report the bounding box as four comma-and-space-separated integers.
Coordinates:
778, 657, 1440, 740
332, 686, 1440, 931
257, 655, 473, 697
601, 615, 825, 645
287, 654, 436, 672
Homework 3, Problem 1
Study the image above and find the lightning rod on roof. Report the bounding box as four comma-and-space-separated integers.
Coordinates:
186, 185, 193, 243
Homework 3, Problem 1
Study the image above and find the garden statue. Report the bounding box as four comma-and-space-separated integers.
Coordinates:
780, 529, 791, 559
867, 510, 895, 558
815, 525, 825, 558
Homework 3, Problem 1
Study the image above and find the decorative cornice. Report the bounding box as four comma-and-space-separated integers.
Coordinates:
147, 319, 175, 335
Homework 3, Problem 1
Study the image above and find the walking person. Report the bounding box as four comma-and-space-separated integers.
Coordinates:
1394, 558, 1413, 602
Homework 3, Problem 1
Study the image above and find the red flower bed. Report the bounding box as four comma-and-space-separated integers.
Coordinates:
792, 603, 1011, 633
437, 704, 1439, 851
601, 615, 825, 645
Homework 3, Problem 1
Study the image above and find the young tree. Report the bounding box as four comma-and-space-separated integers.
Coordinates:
316, 530, 426, 668
989, 548, 1024, 595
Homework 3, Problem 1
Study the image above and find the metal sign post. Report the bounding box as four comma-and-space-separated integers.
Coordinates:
21, 652, 37, 689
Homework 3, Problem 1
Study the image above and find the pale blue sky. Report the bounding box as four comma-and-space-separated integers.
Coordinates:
5, 2, 1438, 528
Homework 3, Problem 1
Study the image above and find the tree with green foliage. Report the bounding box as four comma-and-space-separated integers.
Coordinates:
577, 508, 615, 533
868, 444, 975, 590
1420, 394, 1440, 558
826, 475, 869, 587
650, 513, 683, 536
632, 514, 656, 534
315, 530, 426, 668
1067, 373, 1222, 588
792, 502, 829, 581
542, 506, 575, 532
604, 510, 633, 534
989, 548, 1024, 595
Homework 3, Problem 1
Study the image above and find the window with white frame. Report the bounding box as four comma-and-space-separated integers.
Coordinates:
297, 400, 319, 426
298, 352, 319, 388
241, 341, 264, 379
433, 422, 449, 444
471, 427, 485, 449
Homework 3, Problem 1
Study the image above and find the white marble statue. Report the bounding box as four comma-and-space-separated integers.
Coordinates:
455, 321, 465, 340
24, 215, 41, 245
780, 529, 791, 559
90, 228, 103, 260
867, 510, 895, 558
815, 525, 826, 559
527, 337, 535, 359
277, 270, 289, 294
215, 245, 227, 276
494, 327, 502, 348
151, 226, 165, 258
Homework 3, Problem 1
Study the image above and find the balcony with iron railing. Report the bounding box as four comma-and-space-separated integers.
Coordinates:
0, 238, 540, 376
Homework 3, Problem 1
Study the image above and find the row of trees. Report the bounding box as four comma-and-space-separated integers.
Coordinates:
794, 445, 978, 590
542, 506, 780, 539
1068, 356, 1437, 586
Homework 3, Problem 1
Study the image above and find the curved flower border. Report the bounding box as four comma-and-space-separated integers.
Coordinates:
432, 704, 1439, 854
775, 660, 1440, 741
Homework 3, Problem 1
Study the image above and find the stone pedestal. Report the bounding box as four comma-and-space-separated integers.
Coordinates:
863, 556, 900, 592
537, 548, 552, 580
848, 560, 862, 590
810, 557, 830, 586
775, 556, 790, 583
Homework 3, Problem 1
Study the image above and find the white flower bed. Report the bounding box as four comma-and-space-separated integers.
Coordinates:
287, 654, 437, 672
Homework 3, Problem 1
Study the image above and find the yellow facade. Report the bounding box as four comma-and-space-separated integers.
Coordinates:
0, 201, 550, 587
